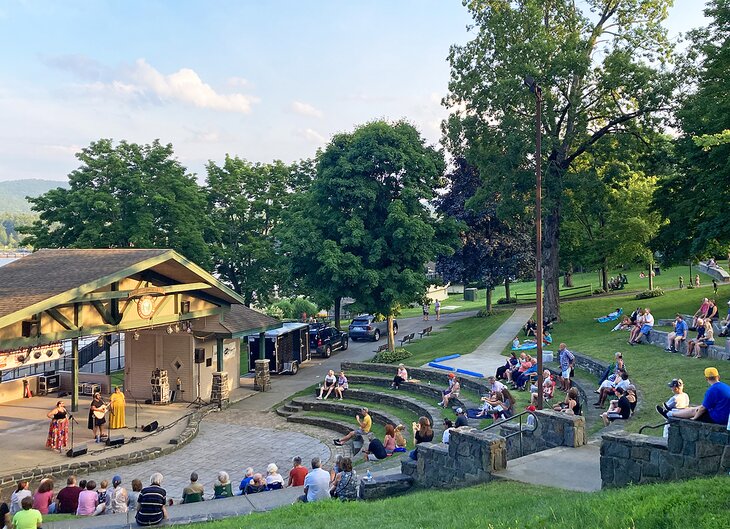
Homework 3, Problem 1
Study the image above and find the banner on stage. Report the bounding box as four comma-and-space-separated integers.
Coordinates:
0, 342, 64, 370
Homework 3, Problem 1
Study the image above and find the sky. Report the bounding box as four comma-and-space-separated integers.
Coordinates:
0, 0, 711, 183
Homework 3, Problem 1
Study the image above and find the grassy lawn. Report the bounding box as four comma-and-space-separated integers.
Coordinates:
177, 476, 729, 529
397, 265, 716, 319
110, 370, 124, 389
546, 282, 730, 434
400, 311, 512, 366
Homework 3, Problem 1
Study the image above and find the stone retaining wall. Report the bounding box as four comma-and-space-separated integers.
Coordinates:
600, 418, 730, 488
345, 374, 468, 409
647, 329, 729, 360
500, 409, 586, 460
570, 352, 608, 380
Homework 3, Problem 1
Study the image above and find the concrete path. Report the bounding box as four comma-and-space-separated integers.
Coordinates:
434, 307, 535, 377
494, 442, 602, 492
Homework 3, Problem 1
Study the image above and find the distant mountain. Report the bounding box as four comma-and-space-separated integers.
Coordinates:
0, 179, 68, 214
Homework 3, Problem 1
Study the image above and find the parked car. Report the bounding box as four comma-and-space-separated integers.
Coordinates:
308, 324, 349, 357
348, 315, 398, 342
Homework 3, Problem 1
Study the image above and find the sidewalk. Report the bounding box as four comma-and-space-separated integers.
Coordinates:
434, 307, 535, 376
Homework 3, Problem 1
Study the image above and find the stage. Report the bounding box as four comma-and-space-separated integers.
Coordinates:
0, 387, 252, 477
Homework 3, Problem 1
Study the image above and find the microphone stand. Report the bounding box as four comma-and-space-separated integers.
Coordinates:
125, 389, 140, 431
67, 414, 80, 455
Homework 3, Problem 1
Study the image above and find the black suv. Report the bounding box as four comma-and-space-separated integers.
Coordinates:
308, 324, 349, 357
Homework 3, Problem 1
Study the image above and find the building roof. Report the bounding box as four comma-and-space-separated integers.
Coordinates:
220, 304, 281, 337
0, 248, 245, 326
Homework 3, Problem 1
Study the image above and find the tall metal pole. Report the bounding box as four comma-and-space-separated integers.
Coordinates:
535, 85, 544, 410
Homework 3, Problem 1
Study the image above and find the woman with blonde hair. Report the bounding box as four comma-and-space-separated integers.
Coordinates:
265, 464, 284, 490
317, 370, 337, 400
213, 471, 232, 499
692, 319, 715, 358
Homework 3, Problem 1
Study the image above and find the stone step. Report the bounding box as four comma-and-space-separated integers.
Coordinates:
345, 374, 473, 410
359, 472, 414, 500
275, 406, 295, 418
283, 403, 303, 413
290, 396, 415, 435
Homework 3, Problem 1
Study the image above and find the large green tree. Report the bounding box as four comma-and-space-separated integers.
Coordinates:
654, 0, 730, 260
445, 0, 674, 319
21, 139, 210, 266
279, 121, 457, 346
205, 156, 305, 306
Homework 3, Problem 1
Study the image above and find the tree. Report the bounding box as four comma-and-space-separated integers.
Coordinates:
21, 139, 210, 266
435, 158, 533, 310
444, 0, 674, 320
205, 156, 298, 306
654, 0, 730, 259
279, 121, 458, 347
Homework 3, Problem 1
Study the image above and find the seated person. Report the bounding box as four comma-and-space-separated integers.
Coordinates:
477, 391, 509, 419
442, 419, 454, 444
505, 353, 527, 384
238, 468, 254, 494
56, 476, 82, 515
392, 364, 408, 389
669, 368, 730, 425
334, 371, 348, 400
692, 298, 710, 329
317, 370, 338, 400
524, 319, 537, 336
454, 407, 469, 428
530, 370, 554, 403
288, 457, 308, 488
665, 314, 688, 352
718, 301, 730, 337
686, 319, 706, 357
692, 319, 714, 358
362, 437, 388, 461
213, 472, 233, 499
333, 408, 371, 446
601, 386, 632, 426
181, 473, 204, 504
594, 370, 630, 407
496, 353, 519, 380
628, 309, 646, 343
626, 385, 638, 412
409, 417, 434, 461
599, 352, 626, 386
656, 379, 690, 437
13, 497, 42, 529
705, 300, 719, 322
612, 316, 632, 332
512, 362, 538, 391
393, 424, 407, 452
265, 464, 284, 490
244, 474, 268, 494
438, 376, 460, 408
553, 387, 581, 415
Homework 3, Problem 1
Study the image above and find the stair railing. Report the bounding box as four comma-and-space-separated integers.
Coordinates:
639, 421, 669, 434
481, 409, 539, 458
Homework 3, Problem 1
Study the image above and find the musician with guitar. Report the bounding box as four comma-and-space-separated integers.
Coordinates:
87, 392, 107, 443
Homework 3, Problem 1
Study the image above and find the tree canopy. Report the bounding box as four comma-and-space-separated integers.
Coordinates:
21, 139, 211, 266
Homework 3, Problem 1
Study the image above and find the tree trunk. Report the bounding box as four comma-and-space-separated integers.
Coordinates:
486, 288, 493, 311
543, 207, 561, 321
387, 314, 396, 352
334, 297, 341, 329
563, 264, 574, 287
601, 263, 608, 292
504, 278, 511, 300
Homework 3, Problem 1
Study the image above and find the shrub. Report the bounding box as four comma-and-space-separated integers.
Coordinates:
271, 299, 293, 319
635, 288, 665, 299
264, 305, 284, 319
370, 347, 412, 364
291, 297, 318, 319
477, 309, 496, 317
593, 288, 607, 295
496, 297, 517, 305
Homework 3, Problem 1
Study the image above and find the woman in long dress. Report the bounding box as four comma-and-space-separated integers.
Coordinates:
46, 400, 69, 452
109, 386, 126, 429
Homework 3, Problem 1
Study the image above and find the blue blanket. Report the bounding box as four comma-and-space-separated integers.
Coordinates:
596, 308, 623, 323
512, 342, 537, 351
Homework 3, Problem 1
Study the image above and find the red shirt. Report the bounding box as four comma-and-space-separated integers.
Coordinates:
289, 466, 308, 487
57, 486, 82, 514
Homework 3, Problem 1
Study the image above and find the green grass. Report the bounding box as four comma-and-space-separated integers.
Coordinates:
42, 514, 77, 522
400, 311, 512, 366
396, 265, 716, 319
177, 476, 729, 529
110, 370, 124, 389
545, 282, 730, 434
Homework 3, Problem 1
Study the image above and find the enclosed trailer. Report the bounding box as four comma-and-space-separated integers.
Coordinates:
247, 322, 311, 375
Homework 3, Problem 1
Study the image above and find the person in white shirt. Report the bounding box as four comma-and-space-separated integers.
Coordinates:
9, 481, 32, 515
298, 458, 331, 503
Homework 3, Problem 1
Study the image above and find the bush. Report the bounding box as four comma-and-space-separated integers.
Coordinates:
593, 288, 607, 295
370, 347, 412, 364
496, 297, 517, 305
264, 305, 285, 319
635, 288, 665, 299
477, 309, 497, 317
270, 299, 293, 319
291, 297, 318, 319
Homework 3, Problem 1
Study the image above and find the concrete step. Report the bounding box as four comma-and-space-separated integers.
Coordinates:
359, 472, 414, 500
493, 443, 602, 492
275, 406, 295, 418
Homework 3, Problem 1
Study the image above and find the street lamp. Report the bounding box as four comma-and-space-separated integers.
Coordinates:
524, 75, 544, 409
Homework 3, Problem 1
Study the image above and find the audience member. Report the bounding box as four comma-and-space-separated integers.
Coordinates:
32, 479, 54, 515
693, 298, 710, 328
362, 437, 388, 461
244, 474, 267, 495
524, 319, 537, 336
553, 387, 582, 415
288, 457, 308, 487
454, 407, 468, 428
409, 417, 434, 461
601, 387, 632, 426
265, 464, 284, 490
55, 476, 81, 515
392, 363, 408, 389
238, 468, 254, 494
213, 471, 233, 499
530, 369, 554, 403
298, 458, 330, 503
665, 314, 688, 352
718, 301, 730, 337
393, 424, 407, 452
382, 424, 396, 454
686, 318, 706, 357
1, 502, 9, 529
442, 419, 454, 444
669, 368, 730, 425
496, 352, 519, 380
334, 371, 348, 400
656, 379, 690, 422
594, 370, 630, 408
95, 480, 109, 514
128, 480, 143, 511
135, 473, 168, 527
333, 407, 371, 446
181, 473, 204, 504
438, 374, 461, 408
12, 497, 41, 529
76, 481, 98, 516
558, 343, 575, 391
331, 458, 358, 501
317, 370, 338, 400
106, 475, 128, 514
706, 300, 719, 322
692, 319, 714, 358
10, 482, 31, 516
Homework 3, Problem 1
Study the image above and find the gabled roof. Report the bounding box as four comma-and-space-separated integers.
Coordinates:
220, 304, 281, 337
0, 248, 246, 328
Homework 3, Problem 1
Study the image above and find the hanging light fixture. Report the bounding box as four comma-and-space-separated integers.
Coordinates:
166, 325, 174, 335
97, 335, 105, 347
186, 322, 193, 333
133, 331, 140, 341
174, 323, 180, 333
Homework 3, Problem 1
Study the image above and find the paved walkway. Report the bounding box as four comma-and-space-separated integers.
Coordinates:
435, 307, 536, 376
494, 441, 602, 492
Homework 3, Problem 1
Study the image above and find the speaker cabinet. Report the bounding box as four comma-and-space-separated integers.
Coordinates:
67, 446, 88, 458
106, 435, 125, 447
142, 421, 159, 432
194, 348, 205, 364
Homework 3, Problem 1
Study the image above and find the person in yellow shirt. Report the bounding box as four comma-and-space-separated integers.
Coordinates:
108, 387, 126, 429
12, 497, 42, 529
333, 408, 371, 446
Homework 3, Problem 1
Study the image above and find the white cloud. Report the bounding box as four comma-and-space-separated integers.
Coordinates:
291, 100, 323, 118
297, 128, 327, 144
43, 144, 82, 156
227, 76, 250, 88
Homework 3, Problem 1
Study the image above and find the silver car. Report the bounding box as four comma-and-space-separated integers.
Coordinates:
348, 315, 398, 341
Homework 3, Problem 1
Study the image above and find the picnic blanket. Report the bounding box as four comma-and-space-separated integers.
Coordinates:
596, 308, 623, 323
466, 408, 489, 419
512, 342, 538, 351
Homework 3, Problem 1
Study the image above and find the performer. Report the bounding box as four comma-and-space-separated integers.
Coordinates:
46, 400, 69, 452
88, 392, 107, 443
109, 386, 126, 429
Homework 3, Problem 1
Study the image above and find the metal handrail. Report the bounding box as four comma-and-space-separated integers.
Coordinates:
481, 409, 539, 458
639, 421, 669, 434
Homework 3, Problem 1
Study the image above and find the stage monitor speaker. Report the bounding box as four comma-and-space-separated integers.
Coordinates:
194, 348, 205, 364
106, 435, 125, 447
142, 421, 159, 432
67, 446, 88, 458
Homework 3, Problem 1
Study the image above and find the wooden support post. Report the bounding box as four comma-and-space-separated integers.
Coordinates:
216, 337, 224, 372
71, 303, 80, 413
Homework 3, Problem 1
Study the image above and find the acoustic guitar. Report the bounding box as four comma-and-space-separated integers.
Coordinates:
92, 404, 108, 420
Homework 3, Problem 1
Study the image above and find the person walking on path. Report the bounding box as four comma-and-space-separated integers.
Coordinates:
435, 300, 441, 321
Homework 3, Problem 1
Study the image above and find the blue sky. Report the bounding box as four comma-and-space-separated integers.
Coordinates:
0, 0, 710, 182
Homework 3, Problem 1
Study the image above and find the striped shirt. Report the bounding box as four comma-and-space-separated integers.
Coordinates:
135, 485, 166, 526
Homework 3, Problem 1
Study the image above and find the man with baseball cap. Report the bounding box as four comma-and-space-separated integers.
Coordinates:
669, 368, 730, 424
656, 379, 690, 418
454, 407, 468, 428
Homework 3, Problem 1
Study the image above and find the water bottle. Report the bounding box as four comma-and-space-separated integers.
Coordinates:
366, 469, 372, 482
